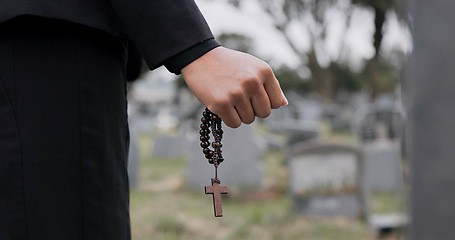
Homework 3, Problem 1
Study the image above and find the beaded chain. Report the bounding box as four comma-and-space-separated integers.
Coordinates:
200, 108, 229, 217
199, 108, 224, 179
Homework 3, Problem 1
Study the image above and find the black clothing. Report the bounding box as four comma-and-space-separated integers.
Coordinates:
0, 1, 219, 239
0, 0, 219, 73
0, 18, 130, 240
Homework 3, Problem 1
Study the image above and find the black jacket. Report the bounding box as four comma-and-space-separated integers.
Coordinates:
0, 0, 219, 74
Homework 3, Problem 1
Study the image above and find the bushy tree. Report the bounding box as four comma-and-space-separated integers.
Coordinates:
228, 0, 408, 101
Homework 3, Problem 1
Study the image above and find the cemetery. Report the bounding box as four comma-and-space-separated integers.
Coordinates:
126, 89, 408, 239
124, 0, 455, 239
1, 0, 452, 239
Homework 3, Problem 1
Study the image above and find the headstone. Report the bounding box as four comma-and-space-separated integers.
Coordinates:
265, 99, 321, 143
151, 134, 186, 159
154, 106, 179, 131
289, 100, 321, 143
128, 135, 139, 189
127, 106, 157, 134
294, 99, 322, 122
368, 213, 407, 239
363, 139, 407, 237
408, 1, 455, 239
363, 139, 403, 192
324, 103, 355, 133
186, 123, 263, 189
353, 97, 405, 143
287, 141, 368, 219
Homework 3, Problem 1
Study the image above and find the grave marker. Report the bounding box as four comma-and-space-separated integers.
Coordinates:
186, 124, 263, 189
287, 141, 368, 219
128, 135, 139, 189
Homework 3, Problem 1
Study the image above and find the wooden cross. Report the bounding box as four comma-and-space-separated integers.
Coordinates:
205, 178, 228, 217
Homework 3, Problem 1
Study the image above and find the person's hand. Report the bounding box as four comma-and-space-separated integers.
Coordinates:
182, 47, 288, 128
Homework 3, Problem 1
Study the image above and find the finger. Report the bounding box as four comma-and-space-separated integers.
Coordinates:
263, 72, 287, 109
251, 87, 272, 118
234, 96, 256, 124
210, 106, 242, 128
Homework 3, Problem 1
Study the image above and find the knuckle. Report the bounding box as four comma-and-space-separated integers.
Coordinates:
226, 89, 244, 103
241, 76, 261, 91
259, 65, 273, 77
209, 100, 230, 114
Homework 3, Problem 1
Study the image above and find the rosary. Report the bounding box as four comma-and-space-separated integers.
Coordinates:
200, 108, 228, 217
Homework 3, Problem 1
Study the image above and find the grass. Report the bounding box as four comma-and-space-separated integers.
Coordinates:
129, 132, 376, 240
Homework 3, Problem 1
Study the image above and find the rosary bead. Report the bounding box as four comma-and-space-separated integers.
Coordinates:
205, 150, 214, 159
200, 141, 210, 148
201, 117, 209, 123
203, 148, 210, 155
203, 110, 211, 118
200, 108, 224, 167
212, 142, 222, 148
201, 129, 210, 135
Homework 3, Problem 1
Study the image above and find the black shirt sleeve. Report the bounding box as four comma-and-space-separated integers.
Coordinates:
108, 0, 216, 71
163, 39, 220, 75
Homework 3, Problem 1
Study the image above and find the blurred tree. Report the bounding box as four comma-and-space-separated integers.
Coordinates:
274, 65, 313, 95
352, 0, 403, 99
255, 0, 354, 102
228, 0, 408, 102
217, 33, 254, 53
333, 63, 364, 93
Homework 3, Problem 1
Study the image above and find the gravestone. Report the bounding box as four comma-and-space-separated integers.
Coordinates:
352, 97, 405, 143
127, 108, 157, 134
363, 139, 403, 192
324, 103, 355, 133
287, 141, 368, 219
363, 139, 407, 238
265, 99, 321, 143
288, 100, 322, 143
128, 135, 139, 189
264, 105, 293, 132
186, 123, 263, 189
151, 134, 186, 159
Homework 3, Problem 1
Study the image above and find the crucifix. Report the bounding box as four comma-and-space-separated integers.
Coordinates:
200, 108, 229, 217
205, 178, 228, 217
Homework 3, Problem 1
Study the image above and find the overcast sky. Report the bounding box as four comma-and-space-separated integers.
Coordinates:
195, 0, 412, 69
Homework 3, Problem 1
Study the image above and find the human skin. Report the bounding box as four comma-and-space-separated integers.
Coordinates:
182, 46, 288, 128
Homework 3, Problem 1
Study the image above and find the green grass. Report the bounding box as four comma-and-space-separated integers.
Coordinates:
370, 191, 407, 214
130, 132, 375, 240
